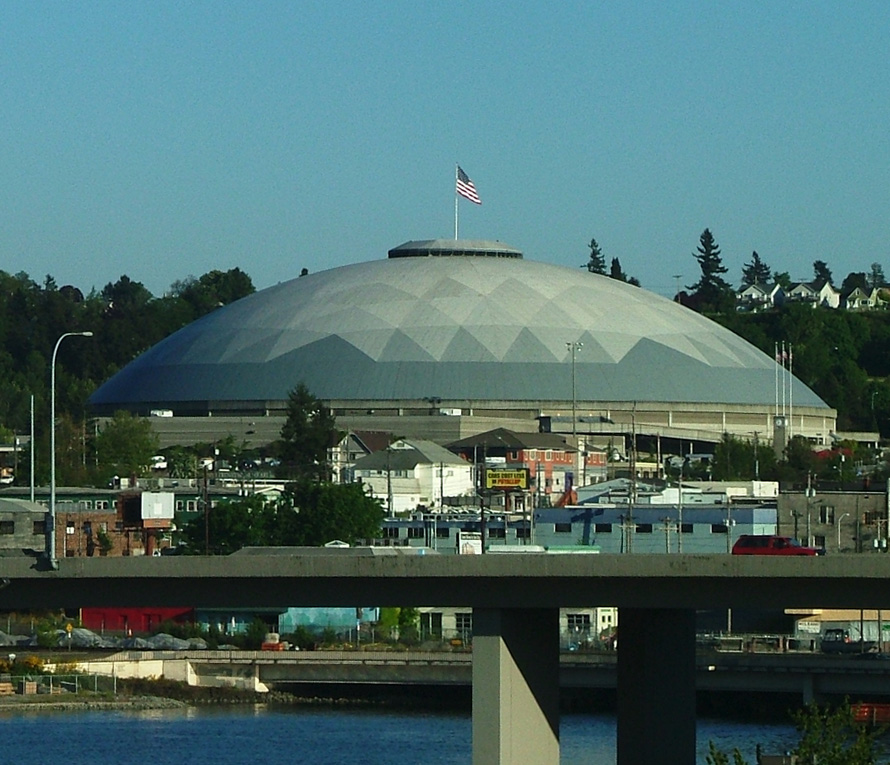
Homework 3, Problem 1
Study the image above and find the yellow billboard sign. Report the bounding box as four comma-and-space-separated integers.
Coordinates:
484, 468, 529, 490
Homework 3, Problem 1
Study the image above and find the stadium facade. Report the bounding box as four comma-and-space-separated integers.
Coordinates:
89, 240, 835, 450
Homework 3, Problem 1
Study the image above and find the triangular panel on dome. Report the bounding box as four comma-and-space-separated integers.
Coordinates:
217, 329, 290, 364
503, 327, 562, 363
643, 333, 713, 366
266, 328, 331, 360
419, 276, 487, 301
439, 328, 500, 363
685, 335, 760, 369
176, 329, 242, 364
377, 330, 438, 363
395, 324, 462, 360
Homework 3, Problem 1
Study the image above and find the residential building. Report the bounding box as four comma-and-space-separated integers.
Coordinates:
786, 279, 841, 309
736, 282, 785, 312
352, 438, 475, 514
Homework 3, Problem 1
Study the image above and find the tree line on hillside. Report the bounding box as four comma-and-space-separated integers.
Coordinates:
4, 232, 890, 487
585, 228, 890, 312
584, 229, 890, 435
0, 267, 254, 483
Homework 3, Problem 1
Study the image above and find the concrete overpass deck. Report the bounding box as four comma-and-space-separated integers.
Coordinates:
2, 552, 888, 764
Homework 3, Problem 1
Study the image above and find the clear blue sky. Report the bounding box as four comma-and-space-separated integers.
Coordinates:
2, 2, 889, 298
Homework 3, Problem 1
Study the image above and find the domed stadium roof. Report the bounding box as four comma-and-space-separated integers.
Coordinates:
89, 240, 826, 414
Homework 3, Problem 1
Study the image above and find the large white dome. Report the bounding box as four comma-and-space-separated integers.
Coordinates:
89, 240, 826, 416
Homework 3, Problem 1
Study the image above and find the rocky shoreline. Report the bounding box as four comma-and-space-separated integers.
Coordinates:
0, 694, 189, 712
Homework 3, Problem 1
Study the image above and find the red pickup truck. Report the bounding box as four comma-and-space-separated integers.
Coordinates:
731, 535, 823, 556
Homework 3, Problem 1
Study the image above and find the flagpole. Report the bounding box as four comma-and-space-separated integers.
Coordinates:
788, 344, 793, 439
454, 165, 459, 239
782, 340, 788, 426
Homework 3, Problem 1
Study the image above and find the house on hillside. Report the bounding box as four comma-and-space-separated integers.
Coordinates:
736, 282, 785, 312
841, 285, 886, 311
786, 279, 840, 309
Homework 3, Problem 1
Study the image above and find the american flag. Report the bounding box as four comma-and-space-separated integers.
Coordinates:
456, 166, 482, 205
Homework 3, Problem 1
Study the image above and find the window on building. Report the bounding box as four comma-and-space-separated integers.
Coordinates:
176, 501, 184, 512
66, 521, 75, 535
186, 500, 197, 512
382, 527, 400, 539
636, 524, 653, 533
594, 523, 612, 533
527, 449, 536, 460
545, 450, 552, 461
455, 612, 473, 640
488, 527, 506, 539
567, 613, 591, 632
813, 535, 826, 549
420, 612, 443, 639
555, 523, 572, 533
0, 521, 14, 535
407, 526, 424, 539
711, 524, 728, 534
679, 523, 693, 534
33, 520, 45, 535
864, 510, 880, 525
515, 526, 530, 539
96, 500, 109, 511
820, 505, 835, 524
436, 527, 450, 538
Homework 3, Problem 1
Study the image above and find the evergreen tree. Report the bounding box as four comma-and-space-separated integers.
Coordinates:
773, 270, 792, 290
278, 383, 341, 480
688, 229, 733, 312
868, 262, 885, 289
609, 257, 627, 281
842, 272, 868, 293
740, 251, 772, 287
813, 260, 833, 285
583, 238, 606, 274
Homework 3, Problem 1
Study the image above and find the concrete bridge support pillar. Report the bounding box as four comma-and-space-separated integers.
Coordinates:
472, 607, 560, 765
617, 607, 696, 764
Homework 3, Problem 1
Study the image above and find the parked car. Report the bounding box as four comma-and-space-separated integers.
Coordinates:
731, 535, 823, 556
820, 628, 877, 655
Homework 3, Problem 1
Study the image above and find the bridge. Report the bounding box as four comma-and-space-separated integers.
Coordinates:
1, 551, 889, 764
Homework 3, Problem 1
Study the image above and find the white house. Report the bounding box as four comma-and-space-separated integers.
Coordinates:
786, 279, 840, 309
351, 438, 476, 514
736, 282, 784, 312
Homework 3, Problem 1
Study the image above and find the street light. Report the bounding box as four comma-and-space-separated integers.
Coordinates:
49, 331, 93, 568
837, 512, 850, 552
566, 341, 583, 481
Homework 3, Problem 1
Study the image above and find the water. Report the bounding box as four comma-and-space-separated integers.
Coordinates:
0, 705, 801, 764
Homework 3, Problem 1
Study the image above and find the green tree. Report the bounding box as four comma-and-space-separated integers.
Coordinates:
397, 606, 420, 645
278, 383, 341, 480
181, 483, 384, 553
712, 433, 776, 481
868, 262, 885, 289
583, 238, 606, 274
813, 259, 833, 285
740, 251, 772, 287
792, 702, 882, 764
94, 411, 160, 480
842, 272, 868, 293
281, 481, 385, 546
773, 270, 792, 290
180, 495, 267, 555
688, 229, 733, 312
